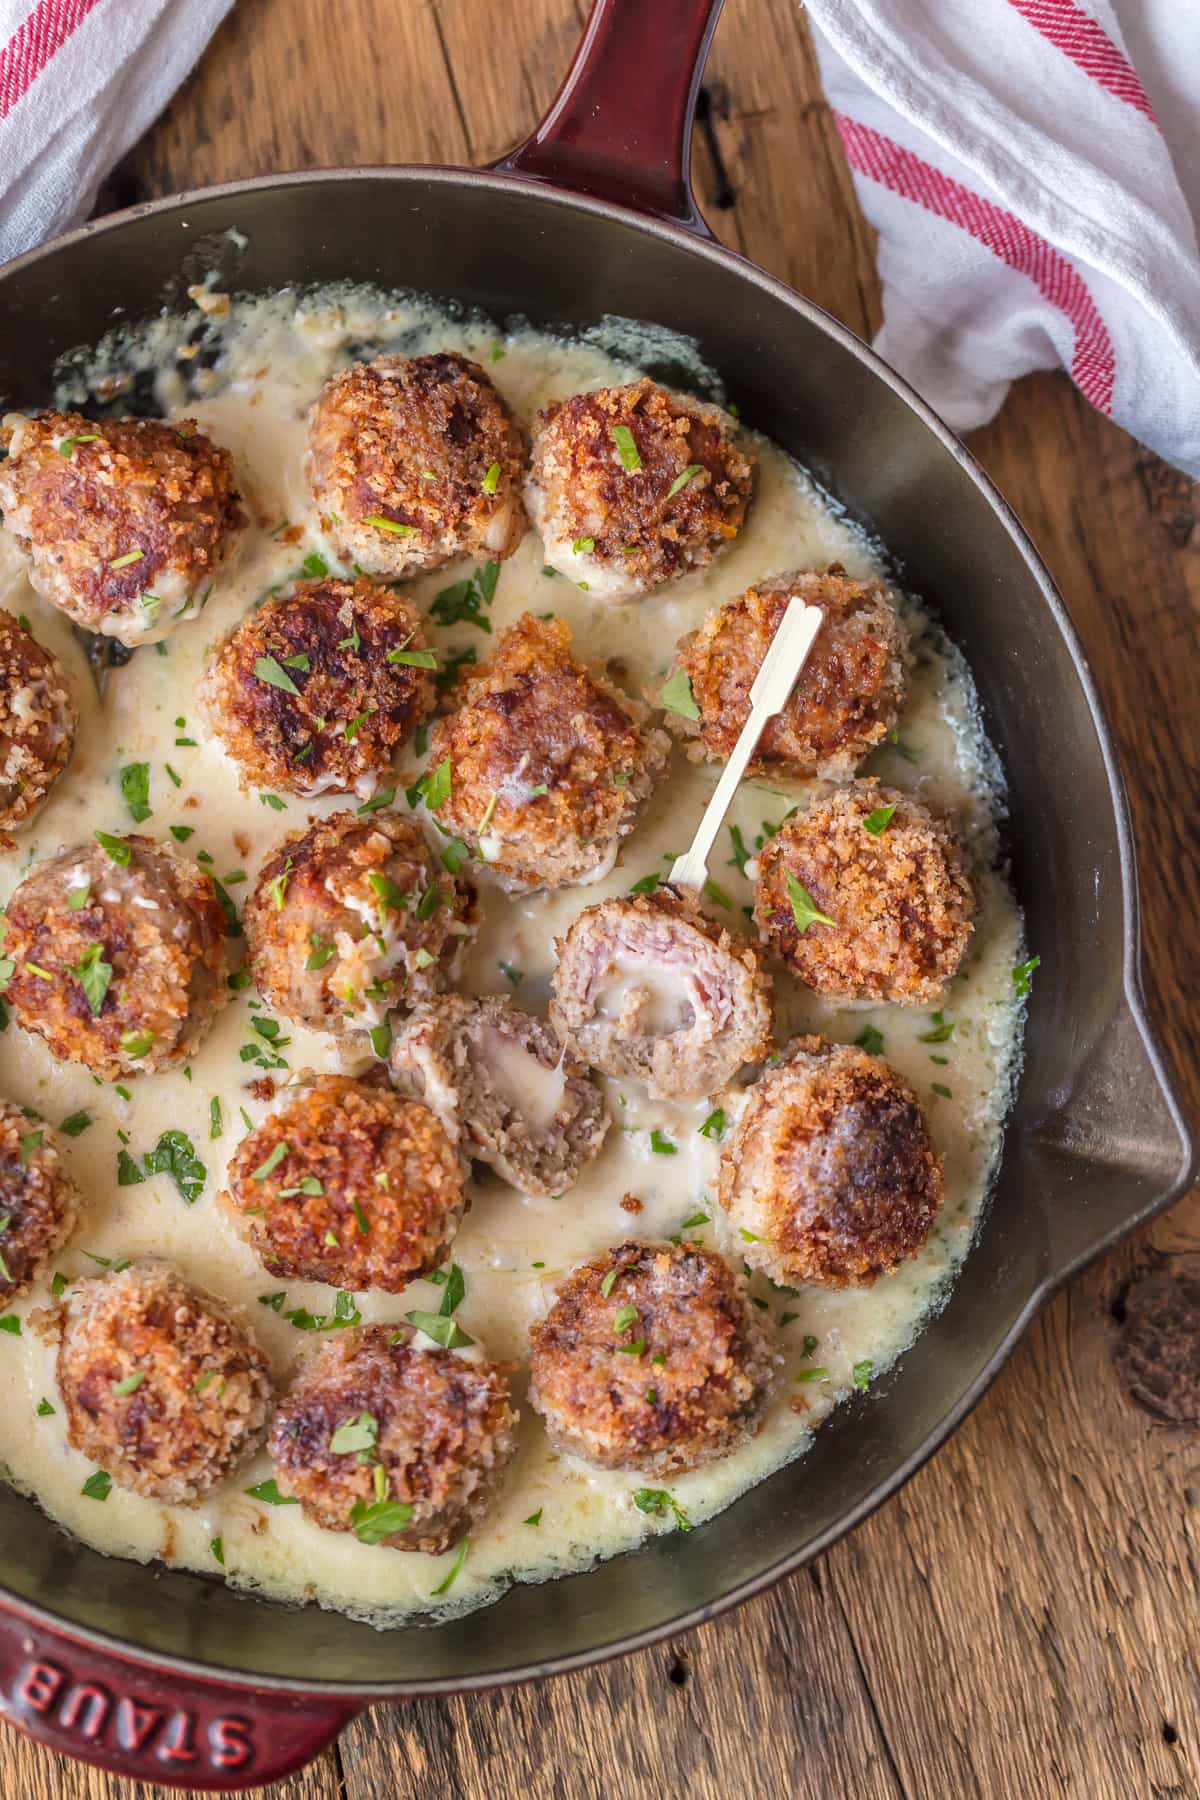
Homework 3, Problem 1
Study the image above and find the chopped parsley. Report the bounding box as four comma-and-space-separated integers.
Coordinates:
58, 1110, 93, 1137
116, 1149, 145, 1186
429, 562, 499, 633
666, 463, 701, 498
58, 433, 100, 457
481, 460, 501, 495
405, 1310, 474, 1349
358, 786, 397, 815
365, 515, 416, 536
118, 761, 152, 823
119, 1028, 154, 1059
699, 1108, 726, 1141
169, 824, 194, 842
1012, 955, 1040, 998
785, 873, 836, 934
112, 1371, 145, 1397
629, 872, 661, 896
350, 1495, 414, 1544
611, 424, 641, 471
209, 1097, 223, 1140
431, 1538, 469, 1595
572, 535, 595, 554
852, 1359, 873, 1391
67, 883, 91, 910
498, 960, 523, 987
244, 1479, 298, 1506
649, 1129, 677, 1155
633, 1487, 691, 1531
794, 1367, 829, 1384
523, 1508, 543, 1527
854, 1025, 885, 1057
254, 655, 301, 695
329, 1411, 378, 1455
306, 934, 335, 970
72, 943, 112, 1016
36, 1397, 54, 1416
727, 824, 751, 875
386, 643, 438, 669
918, 1011, 954, 1044
862, 803, 896, 836
143, 1129, 206, 1204
252, 1141, 290, 1182
421, 757, 452, 811
299, 552, 328, 579
660, 667, 699, 720
94, 830, 131, 866
81, 1469, 112, 1500
368, 1023, 391, 1059
108, 550, 144, 571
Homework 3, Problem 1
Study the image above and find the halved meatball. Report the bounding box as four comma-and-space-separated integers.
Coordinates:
528, 1240, 781, 1476
0, 612, 77, 829
0, 411, 242, 645
199, 576, 434, 799
306, 352, 526, 580
550, 887, 772, 1100
0, 1101, 80, 1305
4, 835, 229, 1080
526, 378, 753, 601
390, 994, 609, 1196
669, 568, 908, 779
425, 612, 669, 892
224, 1075, 465, 1292
754, 782, 976, 1004
268, 1323, 517, 1555
243, 811, 477, 1035
718, 1038, 943, 1287
57, 1260, 271, 1504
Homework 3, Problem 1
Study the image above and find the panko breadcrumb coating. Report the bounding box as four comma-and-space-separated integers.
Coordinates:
550, 886, 773, 1100
199, 576, 434, 799
425, 612, 670, 892
671, 568, 908, 779
0, 611, 76, 829
4, 835, 229, 1080
754, 781, 975, 1003
269, 1323, 517, 1554
528, 1240, 781, 1476
224, 1075, 465, 1292
718, 1037, 944, 1288
0, 1101, 80, 1305
57, 1260, 271, 1504
243, 810, 477, 1035
306, 352, 526, 579
0, 411, 242, 646
526, 378, 753, 601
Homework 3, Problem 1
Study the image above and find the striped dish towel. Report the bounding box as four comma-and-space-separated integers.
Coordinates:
806, 0, 1200, 476
0, 0, 232, 268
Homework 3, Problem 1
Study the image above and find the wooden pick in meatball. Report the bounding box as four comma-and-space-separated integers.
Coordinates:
268, 1323, 517, 1555
528, 1240, 781, 1477
425, 612, 670, 893
0, 612, 77, 831
306, 352, 527, 580
718, 1038, 944, 1287
4, 834, 229, 1081
526, 378, 754, 601
200, 576, 435, 799
754, 781, 976, 1004
669, 567, 909, 779
243, 811, 477, 1035
0, 411, 242, 646
0, 1101, 80, 1305
57, 1260, 272, 1504
224, 1076, 465, 1293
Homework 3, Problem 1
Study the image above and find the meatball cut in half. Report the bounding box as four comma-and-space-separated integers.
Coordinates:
425, 612, 670, 893
224, 1076, 465, 1293
4, 835, 229, 1081
269, 1323, 517, 1555
243, 811, 477, 1035
200, 576, 434, 799
670, 567, 908, 780
0, 612, 77, 830
0, 1101, 80, 1305
390, 994, 609, 1197
550, 887, 772, 1101
755, 782, 976, 1005
306, 352, 526, 580
526, 377, 754, 602
719, 1038, 944, 1288
57, 1260, 272, 1504
529, 1240, 781, 1476
0, 411, 242, 646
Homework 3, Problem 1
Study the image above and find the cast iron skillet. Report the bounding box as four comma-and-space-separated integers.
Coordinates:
0, 0, 1192, 1786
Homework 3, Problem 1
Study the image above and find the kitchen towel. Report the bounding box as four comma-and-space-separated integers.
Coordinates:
805, 0, 1200, 476
0, 0, 233, 268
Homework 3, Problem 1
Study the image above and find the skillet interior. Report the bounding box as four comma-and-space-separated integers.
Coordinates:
0, 169, 1186, 1688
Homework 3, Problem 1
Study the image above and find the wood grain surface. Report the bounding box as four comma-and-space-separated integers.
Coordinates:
7, 1, 1200, 1795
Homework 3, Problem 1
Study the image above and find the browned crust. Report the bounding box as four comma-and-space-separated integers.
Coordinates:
0, 1102, 80, 1304
0, 613, 77, 827
223, 1075, 465, 1292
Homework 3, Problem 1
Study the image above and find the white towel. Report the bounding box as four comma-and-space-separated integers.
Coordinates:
0, 0, 232, 267
805, 0, 1200, 476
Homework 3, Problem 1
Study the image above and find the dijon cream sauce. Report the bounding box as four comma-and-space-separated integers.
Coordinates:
0, 290, 1025, 1626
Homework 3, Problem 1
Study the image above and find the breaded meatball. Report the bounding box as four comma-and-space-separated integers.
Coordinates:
425, 612, 669, 892
550, 887, 772, 1100
528, 1240, 781, 1476
0, 612, 77, 829
268, 1323, 517, 1555
224, 1076, 464, 1292
390, 994, 609, 1196
754, 782, 976, 1004
719, 1038, 943, 1287
526, 378, 753, 602
0, 1101, 80, 1305
243, 811, 477, 1035
57, 1260, 271, 1504
199, 576, 434, 799
306, 352, 526, 579
4, 835, 228, 1080
670, 568, 908, 779
0, 411, 242, 646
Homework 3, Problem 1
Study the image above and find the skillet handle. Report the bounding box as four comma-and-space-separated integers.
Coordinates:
490, 0, 724, 235
0, 1606, 360, 1791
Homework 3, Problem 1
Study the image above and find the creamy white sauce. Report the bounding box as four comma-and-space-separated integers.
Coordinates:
481, 1028, 566, 1131
596, 958, 700, 1036
0, 288, 1025, 1628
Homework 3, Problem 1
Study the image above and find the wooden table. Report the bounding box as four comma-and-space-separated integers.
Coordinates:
5, 1, 1198, 1794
